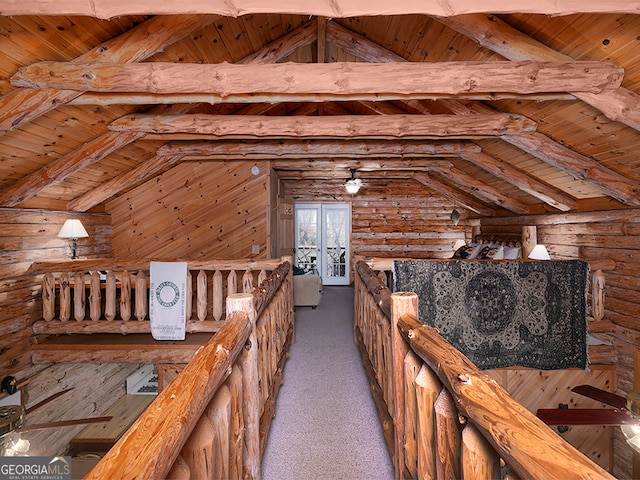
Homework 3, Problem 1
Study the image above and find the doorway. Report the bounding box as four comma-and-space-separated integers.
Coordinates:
294, 203, 351, 285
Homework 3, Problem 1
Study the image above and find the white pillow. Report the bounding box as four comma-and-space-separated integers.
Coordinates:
478, 245, 504, 260
502, 246, 521, 260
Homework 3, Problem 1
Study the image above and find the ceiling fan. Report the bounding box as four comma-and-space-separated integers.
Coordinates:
344, 168, 363, 194
536, 384, 640, 451
0, 377, 112, 455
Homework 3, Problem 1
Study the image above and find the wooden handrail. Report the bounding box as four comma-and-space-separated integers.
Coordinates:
28, 258, 285, 275
397, 311, 613, 480
354, 259, 615, 480
84, 258, 293, 478
84, 295, 254, 479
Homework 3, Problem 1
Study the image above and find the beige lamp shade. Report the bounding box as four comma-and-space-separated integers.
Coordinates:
528, 244, 551, 260
57, 219, 89, 239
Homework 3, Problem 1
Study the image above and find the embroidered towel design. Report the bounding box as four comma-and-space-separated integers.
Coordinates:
149, 261, 188, 340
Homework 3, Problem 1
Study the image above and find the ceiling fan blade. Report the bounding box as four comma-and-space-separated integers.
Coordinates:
25, 387, 75, 415
572, 384, 627, 409
537, 408, 636, 426
16, 416, 112, 433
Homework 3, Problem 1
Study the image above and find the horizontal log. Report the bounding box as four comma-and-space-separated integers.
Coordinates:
27, 258, 283, 275
69, 91, 578, 106
158, 139, 480, 157
5, 1, 640, 19
85, 304, 253, 480
355, 260, 391, 318
0, 15, 218, 134
12, 61, 623, 95
108, 113, 537, 138
32, 319, 224, 334
438, 13, 640, 134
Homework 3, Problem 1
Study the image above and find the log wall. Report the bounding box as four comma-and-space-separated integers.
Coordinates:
106, 159, 270, 260
283, 178, 472, 260
0, 208, 111, 382
479, 207, 640, 479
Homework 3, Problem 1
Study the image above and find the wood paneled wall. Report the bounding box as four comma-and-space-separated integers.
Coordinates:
107, 160, 270, 260
480, 208, 640, 479
0, 208, 111, 383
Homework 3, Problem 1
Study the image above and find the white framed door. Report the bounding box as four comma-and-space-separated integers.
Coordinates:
294, 203, 350, 286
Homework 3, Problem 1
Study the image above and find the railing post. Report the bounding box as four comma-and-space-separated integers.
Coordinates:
231, 293, 260, 480
390, 292, 416, 480
462, 423, 501, 480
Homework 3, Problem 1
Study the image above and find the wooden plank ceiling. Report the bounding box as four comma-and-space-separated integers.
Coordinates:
0, 4, 640, 216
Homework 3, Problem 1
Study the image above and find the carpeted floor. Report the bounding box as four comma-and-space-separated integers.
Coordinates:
261, 286, 394, 480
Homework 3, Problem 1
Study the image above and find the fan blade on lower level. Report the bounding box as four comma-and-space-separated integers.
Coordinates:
16, 416, 113, 433
572, 384, 627, 409
537, 408, 636, 426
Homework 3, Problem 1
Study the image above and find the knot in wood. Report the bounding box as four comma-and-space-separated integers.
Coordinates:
457, 373, 471, 384
407, 329, 415, 339
244, 339, 252, 350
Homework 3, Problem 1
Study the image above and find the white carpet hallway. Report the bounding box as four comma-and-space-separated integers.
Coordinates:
261, 286, 394, 480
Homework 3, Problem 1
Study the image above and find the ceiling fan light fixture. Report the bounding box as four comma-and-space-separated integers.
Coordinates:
345, 168, 362, 194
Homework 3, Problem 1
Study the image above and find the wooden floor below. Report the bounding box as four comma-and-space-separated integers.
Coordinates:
69, 394, 155, 456
486, 365, 617, 472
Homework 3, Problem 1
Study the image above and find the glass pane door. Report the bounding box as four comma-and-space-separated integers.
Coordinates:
322, 204, 350, 286
294, 204, 320, 274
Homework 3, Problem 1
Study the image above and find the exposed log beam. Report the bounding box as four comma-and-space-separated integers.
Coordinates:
68, 91, 577, 106
0, 103, 199, 208
12, 61, 623, 97
65, 22, 318, 211
273, 159, 454, 172
317, 17, 327, 63
4, 1, 640, 19
439, 98, 640, 206
0, 15, 218, 135
0, 131, 144, 207
436, 14, 640, 131
157, 139, 481, 157
239, 20, 317, 64
457, 150, 577, 212
501, 133, 640, 206
275, 167, 454, 180
68, 154, 185, 212
325, 22, 584, 211
108, 113, 537, 137
427, 165, 530, 214
326, 20, 406, 63
414, 174, 495, 216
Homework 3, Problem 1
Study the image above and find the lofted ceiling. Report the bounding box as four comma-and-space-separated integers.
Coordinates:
1, 4, 640, 217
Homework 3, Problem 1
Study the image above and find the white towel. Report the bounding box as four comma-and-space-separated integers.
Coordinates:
149, 261, 188, 340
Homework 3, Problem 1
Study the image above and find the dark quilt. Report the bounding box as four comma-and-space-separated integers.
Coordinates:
392, 260, 589, 370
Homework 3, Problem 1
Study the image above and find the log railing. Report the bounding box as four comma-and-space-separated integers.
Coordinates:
84, 259, 293, 479
28, 258, 286, 334
354, 259, 615, 480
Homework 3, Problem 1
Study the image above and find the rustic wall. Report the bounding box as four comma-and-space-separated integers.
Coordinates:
0, 208, 111, 383
107, 160, 270, 260
480, 208, 640, 479
283, 178, 473, 261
